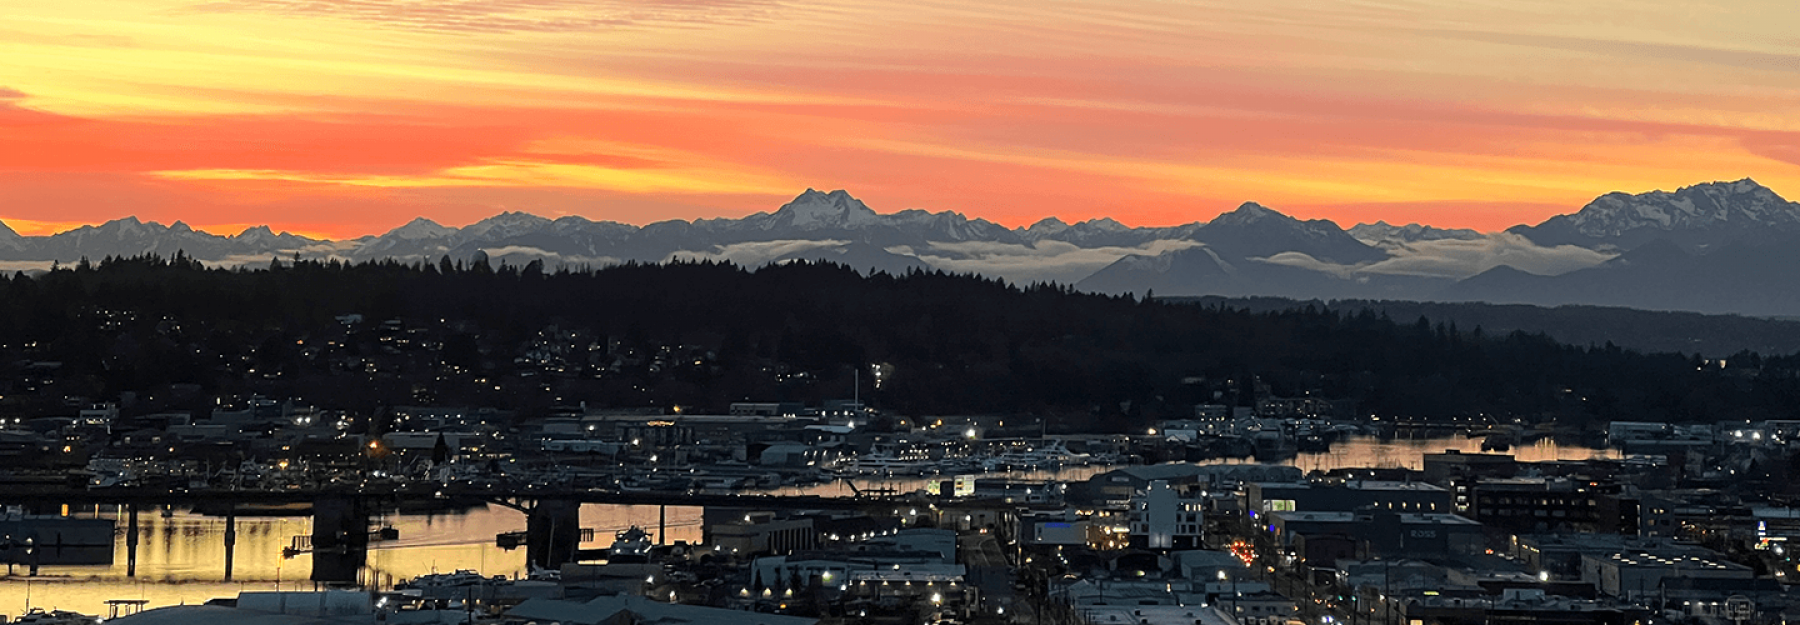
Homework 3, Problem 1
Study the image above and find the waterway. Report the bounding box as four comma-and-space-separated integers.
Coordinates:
0, 435, 1612, 617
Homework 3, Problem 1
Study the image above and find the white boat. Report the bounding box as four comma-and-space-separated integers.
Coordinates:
850, 453, 933, 475
850, 444, 936, 475
609, 526, 654, 563
14, 608, 101, 624
983, 440, 1090, 470
527, 564, 562, 581
399, 569, 487, 590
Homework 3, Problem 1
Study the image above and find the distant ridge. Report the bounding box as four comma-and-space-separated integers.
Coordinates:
6, 180, 1800, 317
1168, 295, 1800, 356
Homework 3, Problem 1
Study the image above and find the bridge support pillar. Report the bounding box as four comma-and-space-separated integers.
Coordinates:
311, 496, 371, 583
126, 504, 138, 578
526, 499, 580, 571
223, 508, 237, 581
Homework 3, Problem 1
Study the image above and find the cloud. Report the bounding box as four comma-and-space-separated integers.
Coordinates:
1252, 252, 1359, 279
0, 87, 31, 117
665, 239, 849, 267
194, 241, 368, 268
1254, 232, 1615, 280
903, 239, 1206, 286
1427, 29, 1800, 76
478, 245, 622, 267
183, 0, 779, 34
0, 261, 54, 274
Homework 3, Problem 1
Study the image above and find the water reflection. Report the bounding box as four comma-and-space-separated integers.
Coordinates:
1288, 435, 1616, 471
0, 436, 1606, 617
0, 503, 703, 617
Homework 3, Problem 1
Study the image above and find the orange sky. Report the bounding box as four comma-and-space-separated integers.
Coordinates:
3, 0, 1800, 239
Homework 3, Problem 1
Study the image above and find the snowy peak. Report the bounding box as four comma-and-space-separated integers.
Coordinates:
1349, 221, 1484, 245
1195, 202, 1386, 265
231, 225, 318, 248
1085, 217, 1130, 232
1015, 215, 1191, 247
459, 211, 552, 240
1208, 202, 1287, 227
765, 189, 882, 230
1566, 178, 1800, 238
231, 225, 276, 248
384, 217, 457, 240
1509, 178, 1800, 250
100, 216, 150, 236
1023, 217, 1070, 236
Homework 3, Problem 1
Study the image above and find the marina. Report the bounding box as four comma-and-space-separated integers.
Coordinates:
0, 434, 1615, 618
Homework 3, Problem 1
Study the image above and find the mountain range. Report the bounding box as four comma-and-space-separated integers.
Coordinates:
4, 179, 1800, 317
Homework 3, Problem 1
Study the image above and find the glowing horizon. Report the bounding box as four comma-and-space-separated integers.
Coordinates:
4, 0, 1799, 239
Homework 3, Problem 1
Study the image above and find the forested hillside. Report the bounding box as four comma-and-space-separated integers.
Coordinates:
0, 255, 1794, 429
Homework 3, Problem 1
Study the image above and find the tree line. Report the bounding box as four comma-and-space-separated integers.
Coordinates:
0, 253, 1794, 430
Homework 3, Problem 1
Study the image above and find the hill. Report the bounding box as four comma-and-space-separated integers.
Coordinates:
1, 255, 1795, 429
1166, 296, 1800, 356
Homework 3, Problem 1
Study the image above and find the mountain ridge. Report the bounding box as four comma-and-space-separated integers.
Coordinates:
5, 180, 1800, 316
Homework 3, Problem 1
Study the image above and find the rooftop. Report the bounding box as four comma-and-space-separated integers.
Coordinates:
1272, 511, 1356, 523
1600, 551, 1749, 571
1346, 480, 1447, 492
1396, 513, 1481, 525
508, 596, 819, 625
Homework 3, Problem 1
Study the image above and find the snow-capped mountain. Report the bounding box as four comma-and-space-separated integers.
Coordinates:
742, 189, 884, 231
386, 217, 458, 240
1191, 202, 1387, 265
1017, 216, 1204, 247
456, 211, 554, 243
0, 217, 321, 262
1073, 203, 1417, 297
334, 189, 1029, 272
1510, 179, 1800, 251
7, 180, 1800, 316
1349, 221, 1484, 245
0, 219, 19, 252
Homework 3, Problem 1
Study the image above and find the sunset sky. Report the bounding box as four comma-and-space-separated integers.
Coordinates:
4, 0, 1799, 239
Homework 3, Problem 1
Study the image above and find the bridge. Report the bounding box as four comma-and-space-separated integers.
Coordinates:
0, 485, 926, 585
0, 486, 906, 509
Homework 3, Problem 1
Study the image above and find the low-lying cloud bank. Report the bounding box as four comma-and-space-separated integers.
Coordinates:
666, 240, 851, 267
14, 231, 1618, 294
896, 239, 1206, 285
1262, 232, 1616, 279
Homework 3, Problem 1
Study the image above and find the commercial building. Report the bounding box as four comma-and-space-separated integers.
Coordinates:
1129, 480, 1205, 550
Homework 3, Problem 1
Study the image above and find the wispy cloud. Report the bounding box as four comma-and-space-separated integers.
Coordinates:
153, 156, 795, 195
182, 0, 780, 33
665, 239, 849, 267
478, 245, 622, 267
1256, 232, 1616, 280
901, 239, 1207, 286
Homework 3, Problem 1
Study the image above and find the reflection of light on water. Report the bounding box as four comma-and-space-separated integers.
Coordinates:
0, 503, 704, 618
1289, 435, 1615, 471
2, 436, 1606, 617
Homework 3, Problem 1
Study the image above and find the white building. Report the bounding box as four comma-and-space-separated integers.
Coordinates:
1130, 480, 1204, 550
